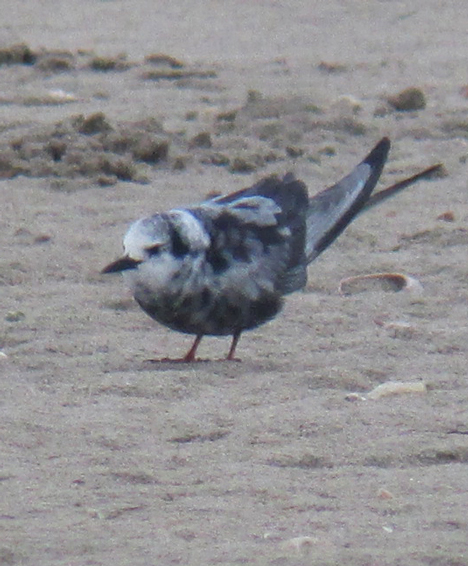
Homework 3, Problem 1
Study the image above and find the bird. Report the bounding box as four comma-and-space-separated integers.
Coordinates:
102, 137, 441, 362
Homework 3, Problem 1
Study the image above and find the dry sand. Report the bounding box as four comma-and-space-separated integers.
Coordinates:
1, 1, 468, 565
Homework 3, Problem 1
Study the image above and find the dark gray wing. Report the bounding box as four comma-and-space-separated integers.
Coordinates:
306, 137, 390, 263
199, 174, 310, 294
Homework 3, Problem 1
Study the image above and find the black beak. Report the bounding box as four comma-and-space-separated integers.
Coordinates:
101, 256, 141, 274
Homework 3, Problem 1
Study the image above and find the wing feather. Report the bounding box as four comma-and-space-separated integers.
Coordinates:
306, 137, 390, 263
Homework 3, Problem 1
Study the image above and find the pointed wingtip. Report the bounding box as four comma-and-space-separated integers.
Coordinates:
304, 138, 392, 263
364, 137, 391, 168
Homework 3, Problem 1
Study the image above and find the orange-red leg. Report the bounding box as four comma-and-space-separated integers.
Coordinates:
183, 335, 203, 362
226, 332, 241, 361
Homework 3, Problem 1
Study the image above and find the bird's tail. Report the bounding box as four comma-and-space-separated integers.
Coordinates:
361, 164, 442, 211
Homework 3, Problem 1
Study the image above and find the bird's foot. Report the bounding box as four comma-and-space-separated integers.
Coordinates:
145, 357, 210, 364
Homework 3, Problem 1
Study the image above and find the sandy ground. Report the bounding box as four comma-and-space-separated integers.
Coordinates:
1, 1, 468, 565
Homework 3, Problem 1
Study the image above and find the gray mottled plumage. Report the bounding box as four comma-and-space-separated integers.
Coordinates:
102, 138, 441, 361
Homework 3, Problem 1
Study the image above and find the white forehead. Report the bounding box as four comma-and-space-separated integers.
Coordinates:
123, 216, 169, 259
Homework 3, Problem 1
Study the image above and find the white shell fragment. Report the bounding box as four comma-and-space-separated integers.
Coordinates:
339, 272, 423, 295
281, 536, 316, 553
344, 392, 366, 402
376, 318, 417, 339
279, 535, 336, 559
382, 525, 394, 533
48, 89, 77, 102
377, 488, 395, 500
367, 381, 427, 400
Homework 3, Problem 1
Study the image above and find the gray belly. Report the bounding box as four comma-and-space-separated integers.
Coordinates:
135, 286, 283, 336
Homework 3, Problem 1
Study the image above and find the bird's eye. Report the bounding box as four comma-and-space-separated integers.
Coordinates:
146, 245, 161, 257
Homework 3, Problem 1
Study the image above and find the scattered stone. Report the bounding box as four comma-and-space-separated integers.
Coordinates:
144, 53, 183, 68
202, 153, 229, 166
344, 392, 366, 402
285, 145, 304, 158
216, 110, 237, 122
5, 311, 26, 322
132, 137, 169, 163
74, 112, 113, 135
387, 87, 426, 111
104, 156, 137, 181
377, 488, 394, 500
318, 61, 347, 73
437, 211, 455, 222
36, 51, 75, 71
374, 102, 392, 117
318, 145, 336, 156
34, 234, 52, 244
97, 174, 118, 187
229, 155, 259, 173
89, 54, 131, 71
46, 140, 67, 162
189, 132, 212, 149
0, 43, 36, 65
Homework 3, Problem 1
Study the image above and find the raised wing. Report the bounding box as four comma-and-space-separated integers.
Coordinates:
306, 137, 390, 263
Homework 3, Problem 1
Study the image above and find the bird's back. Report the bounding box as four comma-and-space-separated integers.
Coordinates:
202, 173, 310, 295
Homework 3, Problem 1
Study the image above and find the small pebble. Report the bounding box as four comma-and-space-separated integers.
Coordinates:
5, 311, 26, 322
437, 211, 455, 222
344, 392, 366, 402
189, 132, 212, 149
387, 87, 426, 111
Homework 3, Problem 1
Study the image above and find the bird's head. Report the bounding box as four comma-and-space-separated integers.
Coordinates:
101, 215, 172, 274
101, 209, 211, 276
